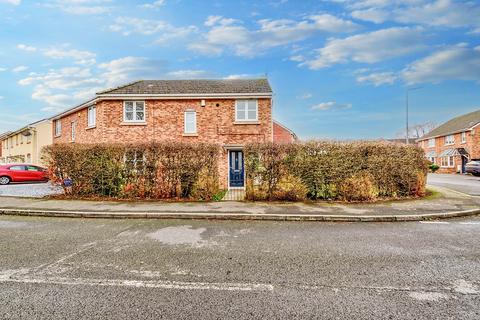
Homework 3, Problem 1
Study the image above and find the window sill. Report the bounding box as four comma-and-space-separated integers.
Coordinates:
54, 135, 61, 138
183, 133, 198, 137
86, 126, 96, 130
121, 122, 147, 126
234, 121, 260, 125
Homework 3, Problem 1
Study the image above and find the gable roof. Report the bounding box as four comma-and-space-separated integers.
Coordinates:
97, 79, 272, 95
418, 109, 480, 141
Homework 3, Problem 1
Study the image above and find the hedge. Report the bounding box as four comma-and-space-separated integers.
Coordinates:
42, 142, 221, 200
244, 141, 428, 201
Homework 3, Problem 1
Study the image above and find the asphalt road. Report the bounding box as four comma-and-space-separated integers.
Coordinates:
0, 216, 479, 319
428, 173, 480, 196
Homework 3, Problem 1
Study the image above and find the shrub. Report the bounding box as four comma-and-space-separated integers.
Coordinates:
244, 141, 427, 201
273, 174, 308, 201
42, 142, 220, 200
429, 163, 440, 173
338, 172, 378, 202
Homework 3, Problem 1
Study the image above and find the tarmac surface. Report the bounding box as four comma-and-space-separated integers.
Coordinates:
1, 215, 479, 319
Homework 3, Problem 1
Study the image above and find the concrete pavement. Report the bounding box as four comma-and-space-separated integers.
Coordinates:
0, 185, 479, 221
1, 215, 479, 319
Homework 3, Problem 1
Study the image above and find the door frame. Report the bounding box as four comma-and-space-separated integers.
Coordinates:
227, 148, 245, 189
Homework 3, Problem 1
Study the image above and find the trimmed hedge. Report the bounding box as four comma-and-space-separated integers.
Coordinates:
244, 141, 428, 201
42, 142, 221, 200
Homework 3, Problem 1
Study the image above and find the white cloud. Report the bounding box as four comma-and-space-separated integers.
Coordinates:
189, 14, 359, 57
45, 0, 111, 15
17, 44, 37, 52
0, 67, 7, 72
343, 0, 480, 28
205, 15, 238, 27
356, 71, 397, 86
43, 48, 96, 65
297, 93, 313, 99
0, 0, 21, 5
141, 0, 165, 9
223, 73, 263, 79
109, 17, 197, 44
166, 69, 213, 79
12, 65, 28, 72
351, 8, 389, 23
303, 27, 425, 69
18, 56, 167, 111
311, 101, 352, 111
98, 56, 167, 87
394, 0, 480, 28
402, 44, 480, 84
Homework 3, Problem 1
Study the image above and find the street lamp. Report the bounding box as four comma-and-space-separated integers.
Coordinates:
405, 86, 422, 144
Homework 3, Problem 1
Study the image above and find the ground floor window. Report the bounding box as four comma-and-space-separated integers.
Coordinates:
428, 157, 435, 164
440, 156, 454, 167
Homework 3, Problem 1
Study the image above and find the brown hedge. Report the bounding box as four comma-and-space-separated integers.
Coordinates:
42, 142, 221, 200
244, 141, 428, 201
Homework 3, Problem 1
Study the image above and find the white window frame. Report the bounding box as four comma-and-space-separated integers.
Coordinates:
71, 121, 76, 142
87, 105, 96, 128
55, 120, 62, 137
428, 138, 435, 148
440, 156, 455, 168
235, 99, 258, 122
184, 110, 197, 134
461, 132, 466, 143
444, 135, 454, 145
123, 101, 146, 123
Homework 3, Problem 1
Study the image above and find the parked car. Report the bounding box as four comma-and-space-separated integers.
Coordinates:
0, 164, 48, 185
465, 160, 480, 176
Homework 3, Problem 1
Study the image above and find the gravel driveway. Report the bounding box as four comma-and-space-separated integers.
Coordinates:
0, 182, 63, 198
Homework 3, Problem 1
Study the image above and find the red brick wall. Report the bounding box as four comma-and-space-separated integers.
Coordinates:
418, 126, 480, 173
53, 98, 273, 188
273, 121, 296, 143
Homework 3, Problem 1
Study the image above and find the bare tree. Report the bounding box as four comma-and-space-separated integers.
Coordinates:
396, 121, 437, 139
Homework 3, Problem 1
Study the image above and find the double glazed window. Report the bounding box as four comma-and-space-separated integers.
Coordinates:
71, 122, 76, 142
88, 105, 96, 127
235, 100, 258, 122
428, 138, 435, 148
55, 120, 62, 136
124, 101, 145, 122
461, 132, 467, 143
440, 156, 454, 167
444, 135, 454, 145
184, 111, 197, 134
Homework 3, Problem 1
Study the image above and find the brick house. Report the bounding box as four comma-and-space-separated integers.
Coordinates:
50, 79, 296, 189
417, 110, 480, 173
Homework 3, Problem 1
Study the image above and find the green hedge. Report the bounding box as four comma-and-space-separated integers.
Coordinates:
244, 141, 428, 201
42, 142, 221, 200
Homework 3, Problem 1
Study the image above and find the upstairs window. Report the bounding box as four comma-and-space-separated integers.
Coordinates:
88, 105, 96, 127
235, 100, 258, 122
444, 135, 454, 145
71, 121, 76, 142
461, 132, 467, 143
55, 120, 62, 136
184, 111, 197, 134
124, 101, 145, 122
428, 138, 435, 148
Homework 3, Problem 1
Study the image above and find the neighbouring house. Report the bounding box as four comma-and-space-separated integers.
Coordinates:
0, 119, 52, 166
0, 131, 11, 163
273, 120, 297, 143
50, 79, 296, 189
417, 109, 480, 173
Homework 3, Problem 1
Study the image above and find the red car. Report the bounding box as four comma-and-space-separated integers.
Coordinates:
0, 164, 48, 185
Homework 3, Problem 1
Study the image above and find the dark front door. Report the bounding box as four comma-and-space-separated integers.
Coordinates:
229, 150, 244, 187
462, 156, 468, 174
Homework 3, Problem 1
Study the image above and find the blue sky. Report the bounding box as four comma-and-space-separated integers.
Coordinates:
0, 0, 479, 139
